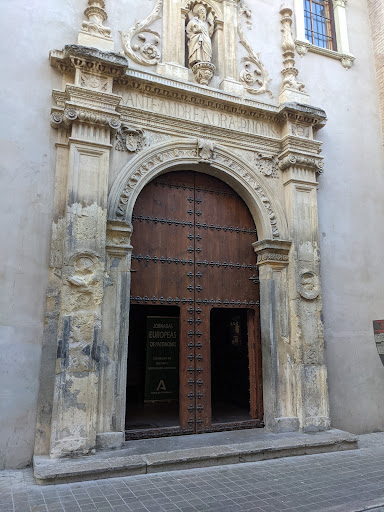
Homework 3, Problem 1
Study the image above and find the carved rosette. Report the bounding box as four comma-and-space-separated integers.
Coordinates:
121, 0, 163, 66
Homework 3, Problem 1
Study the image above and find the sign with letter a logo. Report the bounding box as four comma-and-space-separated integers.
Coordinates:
144, 317, 179, 401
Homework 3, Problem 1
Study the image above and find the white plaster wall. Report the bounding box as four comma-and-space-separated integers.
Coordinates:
0, 0, 82, 469
0, 0, 383, 469
307, 1, 384, 433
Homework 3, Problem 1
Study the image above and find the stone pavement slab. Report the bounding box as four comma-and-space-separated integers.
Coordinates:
33, 429, 357, 484
1, 432, 384, 512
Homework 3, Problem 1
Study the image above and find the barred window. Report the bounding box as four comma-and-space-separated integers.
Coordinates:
304, 0, 336, 51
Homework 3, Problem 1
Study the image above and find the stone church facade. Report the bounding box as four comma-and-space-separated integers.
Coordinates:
0, 0, 383, 469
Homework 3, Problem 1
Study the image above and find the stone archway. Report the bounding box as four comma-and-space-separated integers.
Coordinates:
98, 140, 298, 447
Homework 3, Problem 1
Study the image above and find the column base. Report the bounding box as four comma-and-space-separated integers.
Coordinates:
96, 432, 125, 450
303, 416, 331, 432
220, 78, 245, 96
279, 88, 310, 105
274, 417, 300, 433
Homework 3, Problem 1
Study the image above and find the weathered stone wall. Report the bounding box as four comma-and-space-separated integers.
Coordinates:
367, 0, 384, 144
0, 0, 383, 469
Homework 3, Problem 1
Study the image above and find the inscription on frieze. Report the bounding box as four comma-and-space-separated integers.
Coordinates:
120, 91, 280, 139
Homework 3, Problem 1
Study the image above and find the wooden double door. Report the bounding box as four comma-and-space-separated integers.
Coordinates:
129, 170, 262, 435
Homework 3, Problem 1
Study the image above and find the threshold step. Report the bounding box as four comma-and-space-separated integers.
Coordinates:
33, 428, 357, 485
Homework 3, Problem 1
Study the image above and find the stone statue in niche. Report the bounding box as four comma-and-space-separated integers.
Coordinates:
186, 4, 216, 86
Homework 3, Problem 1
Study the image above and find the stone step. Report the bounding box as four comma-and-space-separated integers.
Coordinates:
33, 428, 357, 485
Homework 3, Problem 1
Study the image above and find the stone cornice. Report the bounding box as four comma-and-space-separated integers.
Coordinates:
278, 103, 327, 129
50, 45, 129, 77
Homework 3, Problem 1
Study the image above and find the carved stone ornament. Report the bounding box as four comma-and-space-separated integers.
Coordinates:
80, 0, 112, 40
198, 138, 215, 161
299, 270, 320, 300
187, 4, 216, 86
50, 107, 121, 130
280, 5, 306, 94
192, 62, 216, 86
295, 39, 355, 70
279, 153, 324, 173
255, 153, 279, 178
121, 0, 163, 66
115, 126, 147, 153
237, 1, 272, 96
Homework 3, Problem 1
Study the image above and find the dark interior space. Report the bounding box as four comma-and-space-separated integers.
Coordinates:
126, 305, 180, 430
210, 308, 251, 423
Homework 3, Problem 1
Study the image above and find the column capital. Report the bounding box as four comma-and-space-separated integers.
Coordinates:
253, 239, 292, 268
106, 222, 133, 257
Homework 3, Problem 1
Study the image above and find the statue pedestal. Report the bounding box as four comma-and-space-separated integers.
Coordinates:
191, 62, 215, 86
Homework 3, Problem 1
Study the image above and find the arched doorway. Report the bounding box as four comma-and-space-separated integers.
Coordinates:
125, 170, 263, 438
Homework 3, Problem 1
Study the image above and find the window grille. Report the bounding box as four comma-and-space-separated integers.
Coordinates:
304, 0, 336, 51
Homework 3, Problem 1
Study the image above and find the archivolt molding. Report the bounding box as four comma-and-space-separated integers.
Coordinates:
108, 140, 288, 241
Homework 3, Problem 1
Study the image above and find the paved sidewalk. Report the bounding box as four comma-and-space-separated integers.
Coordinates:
1, 433, 384, 512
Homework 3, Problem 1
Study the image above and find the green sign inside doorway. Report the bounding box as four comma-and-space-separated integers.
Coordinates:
144, 317, 179, 402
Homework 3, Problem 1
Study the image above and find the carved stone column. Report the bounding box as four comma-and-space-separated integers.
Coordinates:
96, 222, 133, 450
220, 0, 243, 94
159, 0, 189, 80
278, 119, 331, 432
253, 240, 298, 432
46, 47, 128, 457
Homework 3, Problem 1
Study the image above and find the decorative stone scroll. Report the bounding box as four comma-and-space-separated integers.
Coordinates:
121, 0, 163, 66
237, 1, 271, 96
279, 153, 324, 173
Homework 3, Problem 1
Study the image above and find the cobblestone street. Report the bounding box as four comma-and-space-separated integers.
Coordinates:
1, 433, 384, 512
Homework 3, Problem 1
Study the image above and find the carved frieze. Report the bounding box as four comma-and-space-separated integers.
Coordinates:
121, 0, 163, 66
